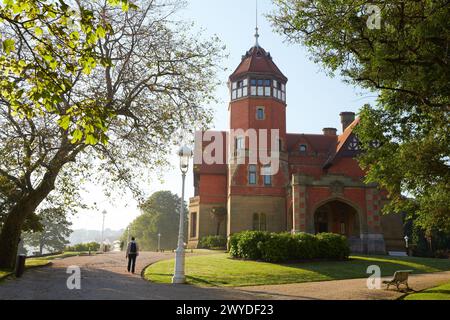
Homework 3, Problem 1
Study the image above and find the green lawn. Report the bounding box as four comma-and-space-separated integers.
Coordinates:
144, 253, 450, 287
404, 282, 450, 300
0, 269, 11, 279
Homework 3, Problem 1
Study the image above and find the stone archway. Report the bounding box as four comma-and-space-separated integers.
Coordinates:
313, 200, 360, 238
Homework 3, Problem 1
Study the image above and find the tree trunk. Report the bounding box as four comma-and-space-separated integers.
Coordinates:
0, 174, 60, 268
0, 137, 77, 269
0, 204, 33, 269
216, 221, 221, 236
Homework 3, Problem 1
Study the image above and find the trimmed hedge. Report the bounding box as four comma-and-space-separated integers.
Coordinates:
229, 231, 350, 262
65, 242, 100, 252
198, 235, 227, 249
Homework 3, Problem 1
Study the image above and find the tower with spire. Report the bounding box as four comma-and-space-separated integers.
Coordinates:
187, 3, 404, 254
226, 8, 290, 236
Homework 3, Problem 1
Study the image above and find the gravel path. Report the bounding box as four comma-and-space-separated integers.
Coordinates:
235, 271, 450, 300
0, 252, 267, 300
1, 252, 448, 300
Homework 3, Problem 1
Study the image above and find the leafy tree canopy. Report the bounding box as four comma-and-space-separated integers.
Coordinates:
0, 0, 134, 144
0, 0, 224, 269
270, 0, 450, 232
22, 206, 72, 255
121, 191, 187, 251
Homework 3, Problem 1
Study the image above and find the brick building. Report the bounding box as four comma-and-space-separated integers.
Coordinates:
188, 36, 404, 254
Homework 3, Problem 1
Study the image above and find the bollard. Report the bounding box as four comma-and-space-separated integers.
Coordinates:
15, 254, 26, 278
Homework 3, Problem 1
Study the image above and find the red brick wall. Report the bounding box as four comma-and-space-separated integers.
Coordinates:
199, 174, 227, 204
327, 157, 365, 178
230, 97, 286, 141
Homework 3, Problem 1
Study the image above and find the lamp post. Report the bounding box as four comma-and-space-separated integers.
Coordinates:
404, 235, 409, 255
158, 233, 161, 252
101, 210, 107, 252
172, 145, 192, 284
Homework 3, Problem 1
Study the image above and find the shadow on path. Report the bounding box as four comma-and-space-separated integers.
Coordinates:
0, 252, 266, 300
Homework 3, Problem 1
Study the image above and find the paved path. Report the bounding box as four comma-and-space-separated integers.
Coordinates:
235, 271, 450, 300
1, 252, 448, 300
0, 252, 267, 300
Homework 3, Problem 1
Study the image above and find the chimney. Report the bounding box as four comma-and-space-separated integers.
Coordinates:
323, 128, 337, 136
340, 112, 356, 132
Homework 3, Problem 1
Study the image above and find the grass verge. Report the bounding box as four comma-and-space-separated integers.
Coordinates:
144, 253, 450, 287
0, 251, 87, 281
403, 281, 450, 300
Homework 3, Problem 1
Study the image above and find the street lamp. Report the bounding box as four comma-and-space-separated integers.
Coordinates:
101, 209, 107, 252
172, 145, 192, 284
404, 235, 409, 256
158, 233, 161, 252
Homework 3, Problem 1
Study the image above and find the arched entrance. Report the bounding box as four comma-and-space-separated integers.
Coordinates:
314, 200, 360, 238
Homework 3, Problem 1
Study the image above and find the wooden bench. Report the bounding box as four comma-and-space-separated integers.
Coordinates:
383, 270, 413, 290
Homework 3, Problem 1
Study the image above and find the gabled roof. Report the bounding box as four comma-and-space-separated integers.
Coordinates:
323, 118, 360, 168
286, 133, 337, 154
229, 46, 287, 82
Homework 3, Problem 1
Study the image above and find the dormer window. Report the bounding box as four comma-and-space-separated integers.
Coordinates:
348, 136, 359, 151
299, 144, 307, 153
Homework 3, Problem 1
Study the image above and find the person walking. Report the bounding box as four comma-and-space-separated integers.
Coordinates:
126, 237, 139, 274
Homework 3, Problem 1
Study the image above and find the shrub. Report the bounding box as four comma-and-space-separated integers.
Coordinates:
229, 231, 270, 260
316, 233, 350, 260
228, 232, 242, 257
229, 231, 350, 262
259, 233, 293, 262
434, 249, 449, 259
198, 235, 227, 249
65, 242, 100, 252
291, 233, 320, 259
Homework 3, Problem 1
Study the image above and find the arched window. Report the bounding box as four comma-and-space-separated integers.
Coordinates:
252, 213, 267, 231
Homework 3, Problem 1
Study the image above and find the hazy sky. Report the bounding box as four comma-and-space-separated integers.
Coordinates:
70, 0, 376, 231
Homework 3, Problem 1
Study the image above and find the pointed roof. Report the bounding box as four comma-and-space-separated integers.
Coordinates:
229, 45, 288, 82
323, 118, 360, 168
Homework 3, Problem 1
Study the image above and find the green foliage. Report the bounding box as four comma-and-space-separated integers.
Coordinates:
65, 242, 100, 252
229, 231, 271, 260
145, 253, 450, 287
270, 0, 450, 233
229, 231, 350, 262
22, 207, 72, 255
0, 0, 224, 269
316, 233, 351, 260
120, 191, 187, 251
0, 0, 132, 143
406, 217, 450, 258
291, 233, 320, 260
258, 233, 293, 262
198, 235, 227, 250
